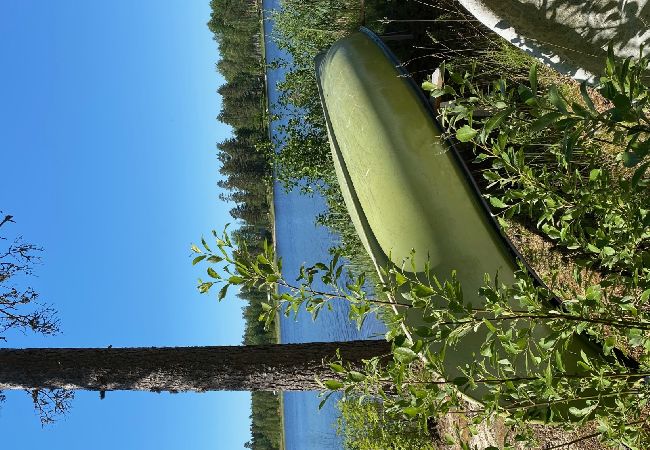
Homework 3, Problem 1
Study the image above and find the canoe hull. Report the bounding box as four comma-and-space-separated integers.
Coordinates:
316, 28, 611, 421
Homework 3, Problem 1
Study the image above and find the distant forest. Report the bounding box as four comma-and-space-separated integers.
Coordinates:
207, 1, 281, 449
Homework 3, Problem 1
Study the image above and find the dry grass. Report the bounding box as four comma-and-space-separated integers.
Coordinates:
431, 404, 608, 450
503, 221, 601, 296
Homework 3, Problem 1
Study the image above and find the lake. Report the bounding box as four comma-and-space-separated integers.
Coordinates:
262, 1, 386, 449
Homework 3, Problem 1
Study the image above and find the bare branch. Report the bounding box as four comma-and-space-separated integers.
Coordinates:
0, 214, 59, 341
29, 389, 74, 426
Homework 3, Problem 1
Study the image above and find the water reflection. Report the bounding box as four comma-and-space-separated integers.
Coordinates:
263, 1, 386, 449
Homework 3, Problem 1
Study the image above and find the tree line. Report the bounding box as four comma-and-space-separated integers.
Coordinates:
208, 1, 279, 449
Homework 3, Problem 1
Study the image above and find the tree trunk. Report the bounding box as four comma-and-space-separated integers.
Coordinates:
0, 340, 391, 392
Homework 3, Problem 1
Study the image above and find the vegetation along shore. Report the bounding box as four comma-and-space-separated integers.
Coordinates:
205, 0, 649, 448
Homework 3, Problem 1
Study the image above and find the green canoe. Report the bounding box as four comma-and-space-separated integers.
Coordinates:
315, 28, 621, 421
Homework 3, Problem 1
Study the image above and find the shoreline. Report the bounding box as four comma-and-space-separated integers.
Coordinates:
258, 1, 285, 449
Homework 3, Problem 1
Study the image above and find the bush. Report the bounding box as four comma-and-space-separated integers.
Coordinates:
337, 397, 436, 450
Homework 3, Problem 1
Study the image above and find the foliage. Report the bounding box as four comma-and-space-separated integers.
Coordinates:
425, 41, 650, 447
200, 10, 650, 443
208, 0, 272, 231
246, 391, 282, 450
269, 0, 485, 288
216, 0, 650, 446
192, 228, 380, 330
425, 48, 650, 277
337, 396, 436, 450
271, 0, 363, 192
194, 226, 649, 448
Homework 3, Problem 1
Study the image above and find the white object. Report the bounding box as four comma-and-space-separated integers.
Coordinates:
458, 0, 650, 82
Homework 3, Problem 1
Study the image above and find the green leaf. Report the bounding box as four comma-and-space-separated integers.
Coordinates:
483, 107, 514, 136
421, 80, 435, 91
265, 274, 280, 283
191, 244, 202, 254
563, 129, 580, 160
324, 380, 343, 390
632, 161, 649, 186
555, 351, 565, 372
198, 282, 213, 294
395, 272, 408, 287
207, 267, 220, 279
456, 125, 478, 142
413, 283, 435, 298
530, 111, 564, 132
641, 289, 650, 303
515, 434, 529, 442
329, 363, 345, 373
318, 392, 333, 410
482, 318, 497, 333
622, 151, 641, 167
606, 43, 615, 75
217, 284, 229, 301
348, 371, 365, 382
545, 364, 553, 387
429, 85, 458, 99
612, 93, 632, 117
518, 85, 536, 105
589, 168, 602, 181
580, 82, 597, 113
489, 196, 508, 208
603, 336, 616, 355
394, 347, 418, 364
452, 376, 469, 386
586, 285, 602, 301
480, 342, 493, 358
620, 57, 631, 91
548, 86, 568, 112
569, 404, 597, 418
393, 334, 407, 347
444, 433, 455, 445
192, 255, 207, 265
207, 255, 223, 263
587, 244, 600, 254
228, 276, 245, 284
571, 101, 589, 118
402, 406, 419, 417
529, 63, 538, 95
541, 224, 561, 240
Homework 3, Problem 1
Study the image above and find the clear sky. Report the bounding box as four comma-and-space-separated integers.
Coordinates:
0, 1, 251, 448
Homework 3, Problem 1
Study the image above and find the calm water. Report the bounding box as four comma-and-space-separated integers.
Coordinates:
262, 1, 386, 449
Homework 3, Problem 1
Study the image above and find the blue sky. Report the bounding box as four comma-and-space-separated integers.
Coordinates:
0, 1, 251, 448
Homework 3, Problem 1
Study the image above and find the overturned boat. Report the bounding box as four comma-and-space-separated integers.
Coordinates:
315, 28, 626, 421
